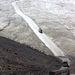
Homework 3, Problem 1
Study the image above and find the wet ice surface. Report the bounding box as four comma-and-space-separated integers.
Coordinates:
0, 0, 75, 56
17, 0, 75, 36
17, 0, 75, 56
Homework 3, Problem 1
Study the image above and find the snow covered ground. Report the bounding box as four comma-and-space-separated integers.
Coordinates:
0, 0, 75, 56
17, 0, 75, 36
17, 0, 75, 56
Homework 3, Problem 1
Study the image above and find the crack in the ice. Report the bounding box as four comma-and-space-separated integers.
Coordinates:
0, 20, 11, 31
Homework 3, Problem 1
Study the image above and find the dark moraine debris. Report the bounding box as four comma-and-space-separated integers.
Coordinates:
0, 36, 62, 75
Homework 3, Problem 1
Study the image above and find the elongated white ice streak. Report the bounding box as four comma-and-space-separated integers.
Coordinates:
12, 2, 39, 30
12, 2, 66, 56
